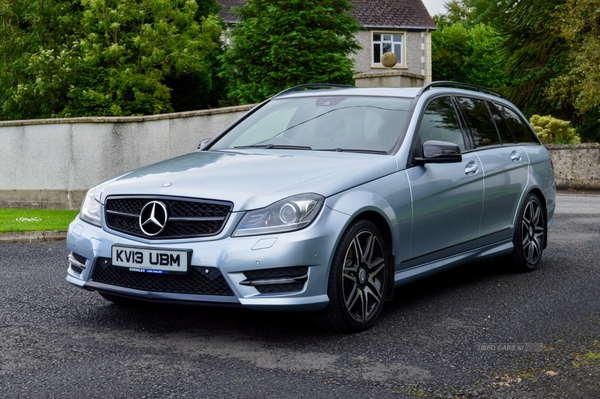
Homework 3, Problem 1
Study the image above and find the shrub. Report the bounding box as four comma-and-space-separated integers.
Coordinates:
529, 114, 581, 144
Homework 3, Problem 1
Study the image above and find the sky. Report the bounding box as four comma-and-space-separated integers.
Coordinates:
422, 0, 447, 17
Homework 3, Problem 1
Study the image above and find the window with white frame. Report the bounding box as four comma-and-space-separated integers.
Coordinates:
372, 32, 405, 67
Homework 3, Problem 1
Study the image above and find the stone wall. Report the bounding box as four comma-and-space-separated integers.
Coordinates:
546, 143, 600, 190
0, 105, 254, 209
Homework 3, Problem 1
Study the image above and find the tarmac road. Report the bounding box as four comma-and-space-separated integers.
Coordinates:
0, 193, 599, 398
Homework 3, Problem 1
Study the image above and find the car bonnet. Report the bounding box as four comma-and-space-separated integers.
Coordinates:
95, 149, 398, 211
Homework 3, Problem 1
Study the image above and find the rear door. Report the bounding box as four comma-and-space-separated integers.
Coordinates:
456, 97, 529, 241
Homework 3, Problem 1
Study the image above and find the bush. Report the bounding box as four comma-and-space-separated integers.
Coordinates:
529, 114, 581, 144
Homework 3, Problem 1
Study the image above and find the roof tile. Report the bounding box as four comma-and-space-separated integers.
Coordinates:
218, 0, 436, 29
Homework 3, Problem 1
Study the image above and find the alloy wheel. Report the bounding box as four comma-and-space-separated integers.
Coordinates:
520, 198, 545, 265
341, 230, 386, 324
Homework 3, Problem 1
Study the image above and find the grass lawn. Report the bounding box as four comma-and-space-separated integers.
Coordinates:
0, 209, 79, 233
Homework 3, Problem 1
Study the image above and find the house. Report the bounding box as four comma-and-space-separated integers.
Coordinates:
218, 0, 437, 83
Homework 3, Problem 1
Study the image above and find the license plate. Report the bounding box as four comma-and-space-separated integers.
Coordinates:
111, 245, 190, 275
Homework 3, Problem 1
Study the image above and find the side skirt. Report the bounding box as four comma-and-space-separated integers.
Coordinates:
393, 239, 513, 287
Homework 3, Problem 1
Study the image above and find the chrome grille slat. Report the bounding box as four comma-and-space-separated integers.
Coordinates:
105, 196, 233, 239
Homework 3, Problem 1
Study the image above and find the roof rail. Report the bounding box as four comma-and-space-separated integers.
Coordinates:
417, 81, 506, 99
274, 83, 353, 98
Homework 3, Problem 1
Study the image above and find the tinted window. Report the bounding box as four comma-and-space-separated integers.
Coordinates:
496, 104, 539, 143
417, 97, 465, 151
488, 102, 517, 144
457, 97, 501, 148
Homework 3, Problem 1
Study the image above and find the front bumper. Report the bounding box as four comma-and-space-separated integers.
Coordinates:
66, 206, 347, 312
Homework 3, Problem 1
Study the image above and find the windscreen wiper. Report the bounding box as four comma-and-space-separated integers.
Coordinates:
234, 144, 312, 150
316, 148, 388, 155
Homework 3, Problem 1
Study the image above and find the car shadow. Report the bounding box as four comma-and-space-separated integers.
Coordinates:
71, 258, 519, 338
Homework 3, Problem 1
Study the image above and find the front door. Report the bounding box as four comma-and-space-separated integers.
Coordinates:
406, 96, 484, 262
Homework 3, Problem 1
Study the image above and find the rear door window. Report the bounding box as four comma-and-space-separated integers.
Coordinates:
488, 103, 517, 144
456, 97, 501, 148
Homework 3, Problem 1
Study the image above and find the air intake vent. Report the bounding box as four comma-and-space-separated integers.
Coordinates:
92, 257, 234, 296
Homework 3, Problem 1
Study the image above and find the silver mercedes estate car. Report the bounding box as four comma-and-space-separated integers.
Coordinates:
66, 82, 556, 332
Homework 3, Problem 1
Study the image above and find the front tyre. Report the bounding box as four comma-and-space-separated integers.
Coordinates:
313, 220, 389, 332
510, 194, 546, 272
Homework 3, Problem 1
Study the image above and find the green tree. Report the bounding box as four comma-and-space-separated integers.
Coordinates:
0, 0, 223, 119
432, 0, 599, 142
0, 0, 81, 119
167, 0, 226, 111
492, 0, 570, 117
492, 0, 600, 141
219, 0, 361, 104
432, 22, 508, 89
549, 0, 600, 115
434, 0, 472, 25
63, 0, 222, 116
468, 0, 510, 25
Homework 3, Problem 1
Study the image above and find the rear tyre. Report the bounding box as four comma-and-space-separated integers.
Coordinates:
313, 220, 389, 332
509, 193, 546, 272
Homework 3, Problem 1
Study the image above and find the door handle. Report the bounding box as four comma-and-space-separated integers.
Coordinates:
465, 160, 478, 175
510, 150, 522, 162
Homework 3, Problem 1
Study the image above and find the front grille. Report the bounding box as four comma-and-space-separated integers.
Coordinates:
92, 257, 234, 296
242, 266, 308, 294
105, 196, 232, 239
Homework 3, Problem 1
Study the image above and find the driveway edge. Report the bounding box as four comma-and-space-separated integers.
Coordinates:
0, 230, 67, 244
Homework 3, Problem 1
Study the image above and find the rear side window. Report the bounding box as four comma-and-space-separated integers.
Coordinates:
417, 97, 465, 151
456, 97, 501, 148
488, 103, 517, 144
496, 104, 539, 143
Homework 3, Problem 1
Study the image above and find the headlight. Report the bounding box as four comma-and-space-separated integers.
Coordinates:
80, 188, 102, 227
233, 194, 324, 237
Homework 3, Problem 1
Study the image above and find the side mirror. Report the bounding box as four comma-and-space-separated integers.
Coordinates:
198, 138, 212, 150
415, 140, 462, 165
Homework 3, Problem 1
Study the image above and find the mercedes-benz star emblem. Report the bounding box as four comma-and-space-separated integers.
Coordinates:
139, 201, 168, 236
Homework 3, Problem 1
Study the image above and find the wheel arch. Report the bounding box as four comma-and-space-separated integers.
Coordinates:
325, 187, 409, 303
334, 209, 396, 302
354, 210, 394, 255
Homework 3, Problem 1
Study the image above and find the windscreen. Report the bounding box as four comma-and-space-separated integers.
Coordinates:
210, 96, 411, 153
